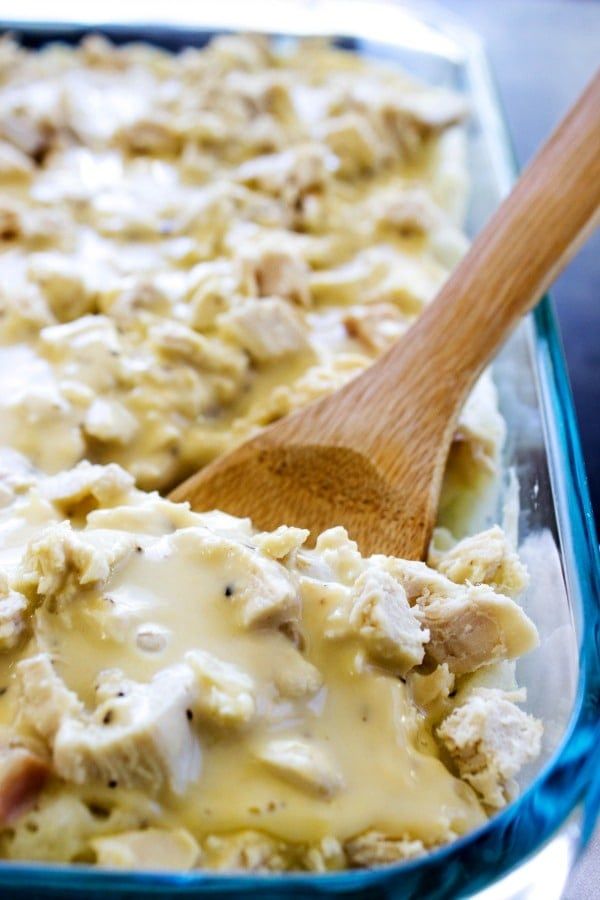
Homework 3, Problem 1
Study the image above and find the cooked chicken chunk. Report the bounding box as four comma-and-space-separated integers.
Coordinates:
83, 398, 139, 445
438, 688, 543, 809
348, 569, 429, 675
0, 139, 34, 180
345, 830, 425, 866
53, 665, 201, 795
185, 650, 256, 727
16, 522, 135, 611
320, 113, 387, 177
0, 573, 29, 651
17, 653, 84, 742
41, 462, 135, 515
235, 143, 333, 207
245, 249, 311, 306
273, 651, 323, 699
417, 583, 538, 675
2, 789, 159, 863
171, 528, 300, 628
220, 297, 308, 363
430, 525, 529, 597
92, 827, 200, 870
254, 525, 309, 560
201, 830, 288, 873
257, 738, 343, 799
344, 303, 409, 353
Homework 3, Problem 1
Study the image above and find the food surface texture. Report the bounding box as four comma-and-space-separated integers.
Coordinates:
0, 33, 541, 872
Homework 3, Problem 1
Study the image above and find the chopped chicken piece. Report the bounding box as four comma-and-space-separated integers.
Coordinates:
0, 139, 34, 180
149, 320, 248, 379
92, 827, 200, 870
376, 187, 442, 236
320, 113, 387, 177
437, 688, 543, 809
87, 497, 200, 536
0, 745, 50, 825
417, 583, 538, 675
0, 283, 54, 340
245, 249, 311, 306
17, 653, 84, 742
219, 297, 308, 363
430, 525, 529, 598
115, 117, 182, 156
381, 556, 457, 604
185, 261, 239, 329
172, 528, 300, 628
16, 522, 135, 611
103, 280, 171, 321
344, 303, 409, 353
303, 836, 346, 872
0, 104, 56, 160
41, 461, 135, 515
39, 317, 122, 384
345, 830, 425, 866
185, 650, 255, 727
83, 398, 139, 445
348, 569, 429, 675
54, 664, 200, 795
235, 143, 333, 205
202, 830, 288, 873
7, 381, 85, 472
209, 32, 271, 70
273, 650, 323, 699
0, 569, 30, 650
3, 790, 159, 863
314, 526, 363, 585
0, 589, 29, 651
254, 526, 309, 560
28, 255, 96, 323
257, 738, 343, 798
393, 89, 468, 130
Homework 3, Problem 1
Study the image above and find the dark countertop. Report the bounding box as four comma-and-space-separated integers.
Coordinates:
438, 0, 600, 534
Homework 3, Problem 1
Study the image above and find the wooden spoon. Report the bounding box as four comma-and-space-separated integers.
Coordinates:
171, 72, 600, 559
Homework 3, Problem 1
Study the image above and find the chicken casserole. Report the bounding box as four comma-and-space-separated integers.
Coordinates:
0, 33, 541, 872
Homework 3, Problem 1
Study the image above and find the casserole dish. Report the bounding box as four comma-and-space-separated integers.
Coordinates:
0, 2, 598, 897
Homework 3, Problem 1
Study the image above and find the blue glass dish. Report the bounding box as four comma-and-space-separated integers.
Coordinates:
0, 3, 598, 897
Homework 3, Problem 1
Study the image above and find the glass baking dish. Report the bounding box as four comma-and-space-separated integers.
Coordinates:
0, 2, 598, 897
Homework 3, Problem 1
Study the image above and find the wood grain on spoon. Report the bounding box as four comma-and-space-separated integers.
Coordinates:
171, 71, 600, 559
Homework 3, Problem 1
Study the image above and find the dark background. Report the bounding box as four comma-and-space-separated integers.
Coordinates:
438, 0, 600, 534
